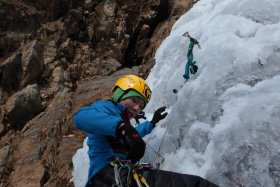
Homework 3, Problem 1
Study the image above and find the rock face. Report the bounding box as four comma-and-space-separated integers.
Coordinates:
0, 0, 196, 186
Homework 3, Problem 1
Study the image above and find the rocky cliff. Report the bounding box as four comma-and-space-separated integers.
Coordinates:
0, 0, 196, 186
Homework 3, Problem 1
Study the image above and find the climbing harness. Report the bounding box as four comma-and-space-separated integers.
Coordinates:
110, 160, 158, 187
112, 160, 131, 187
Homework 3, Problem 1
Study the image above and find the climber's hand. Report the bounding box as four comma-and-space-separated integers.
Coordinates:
151, 106, 168, 127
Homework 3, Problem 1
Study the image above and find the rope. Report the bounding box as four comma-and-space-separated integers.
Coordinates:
155, 123, 170, 164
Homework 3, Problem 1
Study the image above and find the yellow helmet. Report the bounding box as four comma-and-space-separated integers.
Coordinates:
112, 74, 152, 104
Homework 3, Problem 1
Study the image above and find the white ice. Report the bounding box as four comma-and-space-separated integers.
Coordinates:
72, 0, 280, 186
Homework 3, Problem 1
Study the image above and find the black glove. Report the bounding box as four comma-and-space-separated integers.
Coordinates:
134, 111, 147, 124
151, 106, 168, 128
116, 123, 146, 163
190, 64, 198, 74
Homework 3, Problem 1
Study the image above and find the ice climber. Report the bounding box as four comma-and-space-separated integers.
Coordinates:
74, 74, 219, 187
183, 31, 200, 80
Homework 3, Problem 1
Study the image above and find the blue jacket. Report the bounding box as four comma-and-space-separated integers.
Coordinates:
73, 100, 153, 184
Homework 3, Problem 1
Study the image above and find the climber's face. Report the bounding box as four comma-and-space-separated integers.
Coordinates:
120, 96, 145, 119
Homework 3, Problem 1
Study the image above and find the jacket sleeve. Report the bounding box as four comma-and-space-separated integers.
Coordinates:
73, 103, 122, 137
135, 121, 153, 137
